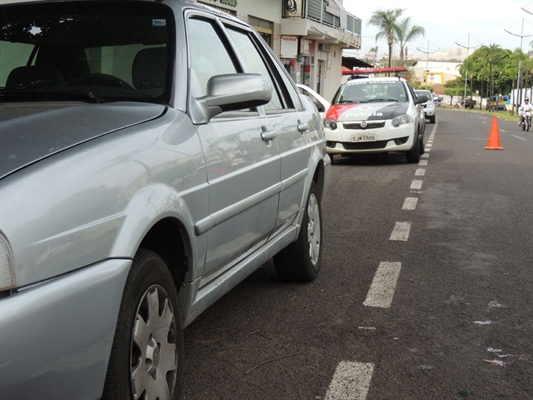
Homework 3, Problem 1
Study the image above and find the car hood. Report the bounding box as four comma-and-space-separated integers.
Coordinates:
325, 102, 409, 122
0, 102, 166, 179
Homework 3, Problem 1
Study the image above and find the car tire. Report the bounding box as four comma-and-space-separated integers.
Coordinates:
406, 135, 421, 163
274, 182, 322, 282
102, 249, 183, 400
429, 115, 436, 123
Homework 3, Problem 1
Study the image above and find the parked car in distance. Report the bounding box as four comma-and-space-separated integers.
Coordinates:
324, 76, 427, 163
296, 83, 331, 119
415, 89, 436, 123
0, 1, 331, 399
433, 94, 443, 106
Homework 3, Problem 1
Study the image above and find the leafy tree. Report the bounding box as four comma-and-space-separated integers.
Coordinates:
458, 46, 532, 110
368, 8, 404, 68
394, 17, 425, 67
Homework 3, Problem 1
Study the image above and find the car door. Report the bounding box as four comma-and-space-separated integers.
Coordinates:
186, 15, 280, 283
224, 28, 319, 232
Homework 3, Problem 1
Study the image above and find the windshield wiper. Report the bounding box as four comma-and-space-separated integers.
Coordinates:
337, 100, 368, 104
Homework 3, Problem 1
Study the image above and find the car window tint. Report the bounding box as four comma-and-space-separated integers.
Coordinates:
0, 41, 34, 87
225, 28, 283, 111
188, 18, 237, 96
1, 2, 172, 102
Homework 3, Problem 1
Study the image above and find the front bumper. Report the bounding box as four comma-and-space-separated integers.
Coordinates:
325, 122, 415, 155
0, 259, 131, 400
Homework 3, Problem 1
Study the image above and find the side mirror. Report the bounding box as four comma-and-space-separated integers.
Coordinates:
415, 95, 428, 104
192, 73, 271, 123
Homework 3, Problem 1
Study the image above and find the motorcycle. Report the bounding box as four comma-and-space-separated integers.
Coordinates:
520, 110, 531, 131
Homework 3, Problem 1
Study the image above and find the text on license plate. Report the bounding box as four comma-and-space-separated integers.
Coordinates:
351, 134, 376, 142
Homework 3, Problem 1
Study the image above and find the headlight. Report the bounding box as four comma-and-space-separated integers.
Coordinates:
392, 114, 414, 127
0, 232, 16, 291
323, 118, 338, 130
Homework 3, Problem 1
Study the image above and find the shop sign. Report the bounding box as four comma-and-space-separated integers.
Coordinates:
281, 36, 298, 58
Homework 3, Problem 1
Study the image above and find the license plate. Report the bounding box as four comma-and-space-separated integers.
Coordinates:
351, 134, 376, 142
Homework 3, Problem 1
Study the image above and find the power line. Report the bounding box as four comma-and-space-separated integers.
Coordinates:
455, 34, 480, 106
416, 41, 440, 84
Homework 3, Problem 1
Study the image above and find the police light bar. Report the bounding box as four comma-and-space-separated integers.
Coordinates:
342, 67, 408, 76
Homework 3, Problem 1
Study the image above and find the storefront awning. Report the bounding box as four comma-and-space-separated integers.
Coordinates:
342, 56, 373, 69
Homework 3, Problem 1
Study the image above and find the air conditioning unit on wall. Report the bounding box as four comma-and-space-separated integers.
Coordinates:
319, 44, 330, 52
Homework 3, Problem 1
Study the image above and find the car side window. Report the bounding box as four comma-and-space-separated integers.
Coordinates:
188, 18, 238, 96
225, 28, 283, 111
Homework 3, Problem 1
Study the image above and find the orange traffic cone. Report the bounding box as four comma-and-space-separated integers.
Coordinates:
484, 115, 504, 150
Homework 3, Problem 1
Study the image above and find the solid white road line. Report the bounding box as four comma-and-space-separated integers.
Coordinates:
415, 168, 426, 176
325, 361, 375, 400
390, 222, 411, 241
402, 197, 418, 210
364, 262, 402, 308
513, 135, 527, 140
410, 180, 423, 190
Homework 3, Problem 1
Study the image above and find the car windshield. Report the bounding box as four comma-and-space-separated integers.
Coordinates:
0, 1, 173, 103
415, 90, 432, 101
333, 81, 407, 104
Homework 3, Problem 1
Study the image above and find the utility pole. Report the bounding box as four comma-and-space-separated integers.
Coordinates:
416, 41, 439, 85
456, 34, 480, 108
504, 18, 533, 114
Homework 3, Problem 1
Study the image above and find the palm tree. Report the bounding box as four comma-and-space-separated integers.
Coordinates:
480, 44, 502, 110
394, 17, 425, 67
368, 8, 404, 68
369, 45, 379, 67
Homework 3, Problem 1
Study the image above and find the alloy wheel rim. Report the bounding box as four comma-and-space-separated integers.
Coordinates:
307, 193, 321, 265
131, 285, 178, 400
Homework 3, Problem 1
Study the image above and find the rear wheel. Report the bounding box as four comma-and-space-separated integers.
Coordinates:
274, 182, 322, 282
102, 249, 183, 400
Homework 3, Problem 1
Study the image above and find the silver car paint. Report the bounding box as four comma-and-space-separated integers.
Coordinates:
0, 259, 131, 399
0, 1, 330, 397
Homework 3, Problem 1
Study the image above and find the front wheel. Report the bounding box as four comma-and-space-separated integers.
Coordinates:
274, 182, 322, 282
102, 249, 183, 400
406, 135, 421, 163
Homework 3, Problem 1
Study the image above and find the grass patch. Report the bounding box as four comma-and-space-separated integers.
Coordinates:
442, 106, 519, 122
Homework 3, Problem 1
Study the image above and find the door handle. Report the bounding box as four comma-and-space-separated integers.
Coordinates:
261, 130, 277, 141
297, 121, 309, 133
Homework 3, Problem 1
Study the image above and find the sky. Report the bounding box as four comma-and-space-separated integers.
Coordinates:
343, 0, 533, 59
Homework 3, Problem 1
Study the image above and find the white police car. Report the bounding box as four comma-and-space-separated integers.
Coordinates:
324, 73, 427, 163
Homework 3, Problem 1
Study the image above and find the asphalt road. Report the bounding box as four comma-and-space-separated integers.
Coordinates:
182, 109, 533, 400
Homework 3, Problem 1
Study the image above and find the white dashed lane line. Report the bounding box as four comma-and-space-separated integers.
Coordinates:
402, 197, 418, 210
410, 180, 423, 190
389, 221, 411, 241
363, 262, 402, 308
325, 361, 375, 400
325, 124, 437, 400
